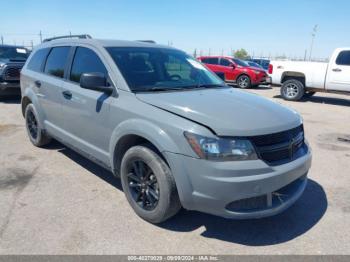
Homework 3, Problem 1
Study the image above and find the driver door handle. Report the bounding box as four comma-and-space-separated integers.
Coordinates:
62, 90, 72, 100
332, 68, 342, 72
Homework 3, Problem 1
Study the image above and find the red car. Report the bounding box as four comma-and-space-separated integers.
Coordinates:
198, 56, 270, 88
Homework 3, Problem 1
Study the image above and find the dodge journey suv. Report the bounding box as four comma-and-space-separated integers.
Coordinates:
21, 35, 312, 223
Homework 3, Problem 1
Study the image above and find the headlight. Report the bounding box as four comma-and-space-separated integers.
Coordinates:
184, 132, 258, 161
0, 63, 5, 69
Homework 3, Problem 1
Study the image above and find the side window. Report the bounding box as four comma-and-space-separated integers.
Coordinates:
165, 54, 191, 79
336, 51, 350, 66
27, 48, 50, 72
70, 47, 108, 83
220, 58, 231, 66
44, 47, 70, 78
201, 57, 219, 65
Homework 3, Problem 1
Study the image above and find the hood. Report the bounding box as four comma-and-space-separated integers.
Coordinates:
136, 88, 301, 136
246, 66, 266, 73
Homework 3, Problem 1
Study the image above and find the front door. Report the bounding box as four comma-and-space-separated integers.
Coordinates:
219, 58, 236, 81
327, 50, 350, 92
61, 46, 114, 165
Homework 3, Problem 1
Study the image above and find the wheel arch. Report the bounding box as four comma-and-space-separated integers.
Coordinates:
236, 73, 251, 81
281, 71, 306, 86
109, 119, 180, 176
21, 89, 45, 128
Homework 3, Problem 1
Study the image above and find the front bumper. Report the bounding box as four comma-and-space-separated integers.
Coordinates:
165, 148, 311, 219
252, 75, 271, 85
0, 81, 21, 95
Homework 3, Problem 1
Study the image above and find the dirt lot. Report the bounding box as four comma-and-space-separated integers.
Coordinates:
0, 86, 350, 255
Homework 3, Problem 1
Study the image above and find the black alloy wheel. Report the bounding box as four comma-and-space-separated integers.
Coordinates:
127, 159, 159, 211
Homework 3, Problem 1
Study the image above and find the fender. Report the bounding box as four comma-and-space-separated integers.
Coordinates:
108, 118, 194, 206
108, 118, 180, 172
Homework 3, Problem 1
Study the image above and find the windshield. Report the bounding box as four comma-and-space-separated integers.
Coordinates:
0, 47, 29, 61
232, 58, 249, 67
248, 61, 263, 69
106, 47, 225, 92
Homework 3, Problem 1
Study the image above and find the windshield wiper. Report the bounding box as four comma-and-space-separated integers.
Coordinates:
196, 84, 226, 88
177, 84, 226, 89
151, 87, 185, 91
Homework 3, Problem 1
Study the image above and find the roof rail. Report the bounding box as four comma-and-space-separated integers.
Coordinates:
43, 34, 92, 42
136, 40, 156, 44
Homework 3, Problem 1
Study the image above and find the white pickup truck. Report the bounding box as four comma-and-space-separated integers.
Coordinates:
269, 48, 350, 100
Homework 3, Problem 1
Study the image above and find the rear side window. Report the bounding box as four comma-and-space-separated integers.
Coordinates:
201, 57, 219, 65
70, 47, 108, 83
44, 47, 70, 78
220, 58, 231, 66
27, 48, 49, 72
336, 51, 350, 66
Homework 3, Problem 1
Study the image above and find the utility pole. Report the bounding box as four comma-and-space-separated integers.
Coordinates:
309, 24, 318, 61
304, 49, 307, 61
39, 30, 43, 43
1, 35, 3, 45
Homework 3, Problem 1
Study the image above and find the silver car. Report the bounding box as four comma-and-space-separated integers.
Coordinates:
20, 35, 312, 223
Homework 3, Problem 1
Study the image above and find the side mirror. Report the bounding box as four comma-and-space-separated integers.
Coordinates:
230, 64, 236, 69
80, 72, 113, 94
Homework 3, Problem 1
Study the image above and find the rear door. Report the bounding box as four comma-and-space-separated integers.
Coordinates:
326, 50, 350, 91
200, 57, 220, 72
38, 46, 70, 134
61, 46, 114, 165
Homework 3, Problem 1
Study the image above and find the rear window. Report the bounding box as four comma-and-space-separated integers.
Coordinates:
44, 47, 70, 78
336, 51, 350, 66
201, 57, 219, 65
27, 48, 50, 72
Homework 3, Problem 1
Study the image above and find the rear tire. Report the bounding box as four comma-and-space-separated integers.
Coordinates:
120, 145, 181, 224
281, 79, 305, 101
237, 75, 251, 89
25, 104, 51, 147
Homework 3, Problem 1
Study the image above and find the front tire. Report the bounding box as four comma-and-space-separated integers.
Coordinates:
120, 145, 181, 224
25, 104, 51, 147
281, 79, 305, 101
236, 75, 251, 89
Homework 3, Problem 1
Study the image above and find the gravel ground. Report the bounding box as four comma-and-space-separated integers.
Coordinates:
0, 86, 350, 255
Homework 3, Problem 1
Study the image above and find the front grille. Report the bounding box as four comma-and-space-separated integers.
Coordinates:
226, 176, 306, 212
3, 66, 22, 81
250, 125, 307, 165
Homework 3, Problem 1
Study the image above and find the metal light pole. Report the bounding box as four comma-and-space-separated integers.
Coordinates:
309, 25, 318, 61
39, 30, 43, 43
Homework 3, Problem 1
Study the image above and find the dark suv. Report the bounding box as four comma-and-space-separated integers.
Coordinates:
0, 45, 29, 96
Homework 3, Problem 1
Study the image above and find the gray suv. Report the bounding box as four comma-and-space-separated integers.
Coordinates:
20, 35, 312, 223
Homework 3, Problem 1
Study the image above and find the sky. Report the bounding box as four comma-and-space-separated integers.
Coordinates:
1, 0, 349, 59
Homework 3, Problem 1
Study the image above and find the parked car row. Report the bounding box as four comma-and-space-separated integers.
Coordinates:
197, 56, 271, 88
18, 35, 311, 224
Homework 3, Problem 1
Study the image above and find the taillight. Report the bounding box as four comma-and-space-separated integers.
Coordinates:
268, 64, 273, 74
